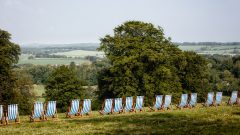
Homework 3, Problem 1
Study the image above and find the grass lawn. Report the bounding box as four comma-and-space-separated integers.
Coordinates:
1, 104, 240, 135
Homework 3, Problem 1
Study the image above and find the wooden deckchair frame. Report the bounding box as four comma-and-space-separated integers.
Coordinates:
203, 92, 215, 107
29, 102, 44, 122
79, 99, 92, 117
5, 105, 20, 125
66, 99, 81, 118
99, 98, 114, 115
44, 101, 58, 120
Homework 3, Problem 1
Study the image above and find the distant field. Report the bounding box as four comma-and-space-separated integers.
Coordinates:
1, 105, 240, 134
18, 54, 89, 65
53, 50, 104, 58
178, 45, 240, 55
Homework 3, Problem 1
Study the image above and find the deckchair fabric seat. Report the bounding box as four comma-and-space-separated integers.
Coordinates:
205, 92, 214, 106
45, 101, 57, 117
215, 92, 223, 105
0, 105, 4, 125
135, 96, 144, 110
114, 98, 123, 113
80, 99, 91, 115
178, 94, 188, 108
103, 99, 113, 114
230, 91, 238, 104
8, 104, 18, 120
189, 93, 197, 107
33, 102, 44, 119
0, 105, 3, 120
125, 97, 133, 112
154, 95, 163, 109
163, 95, 172, 109
69, 99, 80, 115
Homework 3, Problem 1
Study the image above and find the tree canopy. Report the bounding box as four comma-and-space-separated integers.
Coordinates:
45, 66, 85, 112
98, 21, 208, 103
0, 29, 21, 103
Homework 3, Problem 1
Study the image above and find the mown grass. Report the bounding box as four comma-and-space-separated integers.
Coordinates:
1, 104, 240, 135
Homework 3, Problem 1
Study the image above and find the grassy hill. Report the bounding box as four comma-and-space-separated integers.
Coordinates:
1, 105, 240, 134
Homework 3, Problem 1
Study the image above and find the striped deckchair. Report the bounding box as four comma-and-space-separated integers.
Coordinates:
134, 96, 144, 112
30, 102, 44, 122
215, 92, 223, 106
6, 104, 20, 125
113, 98, 123, 113
80, 99, 91, 116
125, 97, 134, 112
228, 91, 239, 105
0, 105, 4, 125
66, 99, 80, 118
204, 92, 214, 107
150, 95, 163, 111
45, 101, 57, 120
99, 98, 113, 115
177, 94, 188, 108
161, 95, 172, 110
188, 93, 197, 108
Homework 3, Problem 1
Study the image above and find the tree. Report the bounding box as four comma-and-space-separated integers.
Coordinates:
11, 70, 36, 114
26, 65, 53, 84
98, 21, 209, 104
0, 29, 21, 104
45, 66, 85, 112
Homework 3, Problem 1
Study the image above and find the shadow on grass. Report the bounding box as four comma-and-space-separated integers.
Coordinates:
65, 112, 240, 134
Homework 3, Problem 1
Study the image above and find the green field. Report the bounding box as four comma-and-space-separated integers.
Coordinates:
18, 54, 89, 65
0, 105, 240, 134
53, 50, 104, 58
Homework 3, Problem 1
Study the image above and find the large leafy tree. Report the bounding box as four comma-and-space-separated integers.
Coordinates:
45, 66, 85, 112
98, 21, 209, 103
0, 29, 21, 103
98, 21, 187, 103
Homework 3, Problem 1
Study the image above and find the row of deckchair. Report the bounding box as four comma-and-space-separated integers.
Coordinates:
0, 91, 239, 125
99, 96, 144, 114
29, 101, 58, 122
66, 99, 91, 118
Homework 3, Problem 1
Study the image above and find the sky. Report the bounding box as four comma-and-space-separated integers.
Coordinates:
0, 0, 240, 45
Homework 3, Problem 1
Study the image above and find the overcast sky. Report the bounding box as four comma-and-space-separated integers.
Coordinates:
0, 0, 240, 45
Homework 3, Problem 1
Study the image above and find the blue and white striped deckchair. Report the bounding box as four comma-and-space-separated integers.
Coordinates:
100, 98, 113, 114
6, 104, 20, 124
215, 92, 223, 106
66, 99, 80, 118
162, 95, 172, 109
204, 92, 214, 106
189, 93, 197, 107
150, 95, 163, 110
0, 105, 4, 125
45, 101, 57, 119
80, 99, 91, 116
135, 96, 144, 111
125, 97, 133, 112
228, 91, 238, 105
30, 102, 44, 122
177, 94, 188, 108
113, 98, 123, 113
